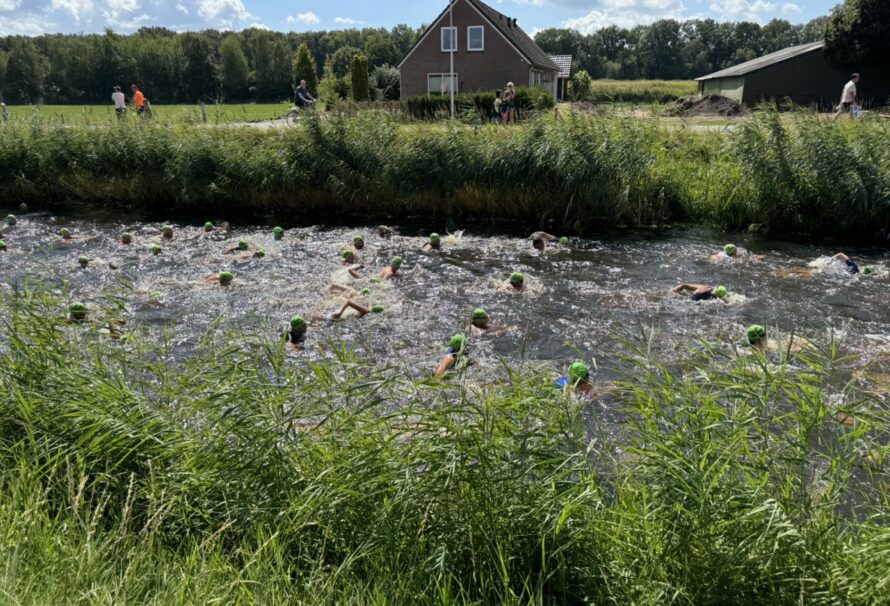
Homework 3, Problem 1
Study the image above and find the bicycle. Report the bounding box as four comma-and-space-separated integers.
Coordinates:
285, 100, 318, 127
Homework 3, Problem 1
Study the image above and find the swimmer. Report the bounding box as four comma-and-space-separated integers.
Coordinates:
377, 225, 397, 238
747, 324, 767, 350
832, 253, 872, 275
353, 235, 365, 250
378, 256, 402, 281
712, 244, 737, 262
195, 222, 216, 237
203, 271, 234, 286
467, 308, 517, 336
120, 232, 133, 245
555, 362, 594, 394
57, 228, 93, 244
224, 240, 253, 255
434, 334, 466, 378
0, 240, 7, 251
673, 283, 729, 303
5, 214, 16, 226
423, 233, 441, 251
286, 316, 308, 351
341, 249, 363, 279
273, 226, 285, 241
502, 272, 525, 292
470, 308, 489, 330
162, 225, 174, 239
530, 231, 558, 251
330, 299, 370, 320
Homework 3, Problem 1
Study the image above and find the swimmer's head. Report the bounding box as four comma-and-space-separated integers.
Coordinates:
429, 233, 441, 247
509, 272, 524, 288
559, 237, 569, 247
532, 238, 545, 251
863, 265, 875, 275
370, 277, 382, 284
371, 304, 384, 313
68, 302, 87, 321
714, 286, 728, 299
237, 240, 248, 251
254, 250, 265, 258
472, 308, 489, 328
568, 361, 590, 384
6, 214, 16, 225
747, 324, 766, 346
150, 244, 162, 256
78, 255, 89, 268
204, 221, 213, 232
219, 271, 233, 286
360, 288, 371, 296
0, 241, 6, 251
273, 226, 284, 240
353, 235, 364, 248
391, 256, 403, 270
342, 249, 356, 262
121, 232, 132, 244
290, 316, 307, 333
724, 244, 737, 256
60, 228, 71, 239
449, 334, 467, 354
162, 225, 173, 238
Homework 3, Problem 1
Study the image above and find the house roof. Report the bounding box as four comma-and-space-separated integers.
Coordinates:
399, 0, 559, 72
549, 55, 573, 79
696, 41, 824, 82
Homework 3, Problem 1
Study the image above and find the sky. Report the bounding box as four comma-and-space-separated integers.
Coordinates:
0, 0, 838, 37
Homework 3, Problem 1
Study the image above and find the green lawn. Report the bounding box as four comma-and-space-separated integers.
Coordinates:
1, 103, 293, 125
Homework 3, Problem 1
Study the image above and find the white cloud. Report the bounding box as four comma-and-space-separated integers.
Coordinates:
781, 2, 801, 15
51, 0, 94, 21
0, 15, 47, 34
286, 11, 320, 26
176, 1, 188, 14
563, 0, 686, 33
197, 0, 254, 28
0, 0, 20, 10
708, 0, 776, 22
334, 16, 363, 26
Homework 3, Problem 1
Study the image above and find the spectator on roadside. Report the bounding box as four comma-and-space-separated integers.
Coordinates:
294, 80, 315, 110
502, 82, 516, 124
130, 84, 146, 117
1, 102, 8, 122
112, 86, 126, 120
834, 73, 859, 119
494, 90, 502, 123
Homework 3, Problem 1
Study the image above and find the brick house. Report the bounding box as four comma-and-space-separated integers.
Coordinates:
398, 0, 559, 100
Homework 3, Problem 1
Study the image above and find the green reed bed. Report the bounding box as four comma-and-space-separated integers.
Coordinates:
0, 110, 889, 239
585, 79, 698, 104
0, 287, 887, 604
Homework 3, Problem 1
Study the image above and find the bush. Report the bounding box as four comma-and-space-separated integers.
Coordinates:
571, 70, 592, 101
402, 93, 496, 120
370, 64, 400, 101
513, 86, 555, 113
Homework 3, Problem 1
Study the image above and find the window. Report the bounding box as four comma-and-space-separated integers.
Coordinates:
441, 27, 457, 52
428, 73, 458, 96
467, 26, 484, 51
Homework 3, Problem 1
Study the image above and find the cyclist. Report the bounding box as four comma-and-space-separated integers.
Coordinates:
294, 80, 316, 110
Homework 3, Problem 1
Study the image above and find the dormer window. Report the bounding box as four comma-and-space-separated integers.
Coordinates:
468, 26, 484, 51
441, 27, 457, 52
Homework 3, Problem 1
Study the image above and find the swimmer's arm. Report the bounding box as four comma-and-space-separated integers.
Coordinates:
673, 284, 696, 293
434, 354, 455, 378
348, 267, 362, 279
832, 253, 851, 263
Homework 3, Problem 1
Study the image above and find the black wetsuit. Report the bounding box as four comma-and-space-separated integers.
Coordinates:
845, 259, 860, 274
691, 290, 714, 302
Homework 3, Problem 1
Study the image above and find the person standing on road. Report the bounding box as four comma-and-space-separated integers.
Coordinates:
130, 84, 146, 117
502, 82, 516, 124
834, 73, 859, 119
294, 80, 315, 110
112, 86, 126, 120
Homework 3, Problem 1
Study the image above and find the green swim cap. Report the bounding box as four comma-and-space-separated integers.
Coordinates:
370, 277, 382, 284
6, 214, 16, 225
391, 256, 403, 268
150, 244, 162, 255
78, 255, 89, 267
290, 316, 307, 330
568, 361, 590, 383
863, 265, 875, 275
353, 235, 364, 245
360, 288, 371, 296
254, 250, 265, 258
472, 308, 488, 321
559, 237, 569, 246
429, 233, 440, 243
0, 241, 6, 250
204, 221, 213, 232
747, 324, 766, 344
237, 240, 248, 251
714, 286, 728, 299
273, 226, 284, 239
219, 271, 233, 286
371, 304, 384, 313
509, 272, 524, 285
60, 228, 71, 238
342, 249, 355, 261
449, 334, 466, 353
162, 225, 173, 237
724, 244, 737, 256
68, 302, 86, 320
121, 232, 132, 244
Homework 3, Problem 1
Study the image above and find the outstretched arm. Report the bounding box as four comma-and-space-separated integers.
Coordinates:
434, 354, 456, 378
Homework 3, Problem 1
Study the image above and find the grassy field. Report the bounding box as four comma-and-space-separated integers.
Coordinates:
587, 79, 698, 103
0, 286, 887, 604
1, 102, 293, 125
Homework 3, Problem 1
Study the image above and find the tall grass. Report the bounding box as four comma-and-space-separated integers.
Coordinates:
585, 79, 698, 104
0, 110, 888, 239
0, 286, 887, 604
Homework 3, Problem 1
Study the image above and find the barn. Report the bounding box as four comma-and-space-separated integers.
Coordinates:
696, 41, 890, 109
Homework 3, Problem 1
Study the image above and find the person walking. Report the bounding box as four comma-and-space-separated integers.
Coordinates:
112, 86, 126, 120
130, 84, 146, 117
834, 73, 859, 119
502, 82, 516, 124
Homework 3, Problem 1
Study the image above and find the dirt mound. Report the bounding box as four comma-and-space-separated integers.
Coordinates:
664, 95, 744, 117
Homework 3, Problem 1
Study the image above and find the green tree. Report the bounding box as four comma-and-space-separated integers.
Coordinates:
825, 0, 890, 66
369, 64, 400, 100
292, 43, 318, 95
330, 45, 362, 78
350, 54, 369, 102
219, 35, 249, 100
639, 19, 684, 79
5, 39, 47, 102
569, 70, 592, 101
251, 31, 291, 101
180, 32, 216, 100
317, 55, 350, 103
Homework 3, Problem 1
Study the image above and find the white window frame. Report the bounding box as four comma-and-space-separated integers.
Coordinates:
467, 26, 484, 52
441, 27, 457, 52
427, 73, 458, 96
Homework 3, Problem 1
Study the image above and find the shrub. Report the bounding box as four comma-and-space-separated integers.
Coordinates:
570, 70, 593, 101
350, 54, 370, 102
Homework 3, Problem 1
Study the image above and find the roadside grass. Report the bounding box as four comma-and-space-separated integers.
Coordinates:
0, 286, 887, 604
0, 103, 293, 125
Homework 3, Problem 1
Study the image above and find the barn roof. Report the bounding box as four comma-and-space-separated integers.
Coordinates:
549, 55, 573, 79
695, 41, 824, 82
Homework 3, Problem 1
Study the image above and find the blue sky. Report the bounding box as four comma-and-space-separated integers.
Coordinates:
0, 0, 838, 37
